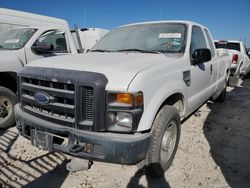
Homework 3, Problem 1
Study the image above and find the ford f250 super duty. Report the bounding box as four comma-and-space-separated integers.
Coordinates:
15, 21, 230, 176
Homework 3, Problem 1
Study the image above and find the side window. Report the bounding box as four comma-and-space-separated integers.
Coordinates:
190, 26, 207, 55
204, 29, 215, 57
33, 30, 68, 53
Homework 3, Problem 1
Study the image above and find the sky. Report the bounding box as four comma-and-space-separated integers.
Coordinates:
1, 0, 250, 46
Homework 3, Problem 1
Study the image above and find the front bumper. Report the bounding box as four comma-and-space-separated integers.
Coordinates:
15, 104, 151, 165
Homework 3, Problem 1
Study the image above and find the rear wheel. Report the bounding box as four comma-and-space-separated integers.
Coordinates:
0, 87, 17, 129
215, 75, 228, 103
146, 105, 181, 177
239, 64, 245, 78
215, 86, 226, 103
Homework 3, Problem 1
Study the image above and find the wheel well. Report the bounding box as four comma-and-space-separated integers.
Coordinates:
0, 72, 17, 93
159, 93, 185, 117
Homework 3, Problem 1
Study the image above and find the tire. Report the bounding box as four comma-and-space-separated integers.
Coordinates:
238, 63, 244, 79
215, 77, 228, 103
215, 86, 226, 103
145, 105, 181, 177
0, 86, 17, 129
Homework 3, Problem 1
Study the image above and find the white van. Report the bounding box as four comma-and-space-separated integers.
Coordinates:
0, 8, 77, 129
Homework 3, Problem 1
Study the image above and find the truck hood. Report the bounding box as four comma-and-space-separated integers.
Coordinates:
27, 52, 178, 90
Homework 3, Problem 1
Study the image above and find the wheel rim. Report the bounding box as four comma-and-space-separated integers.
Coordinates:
0, 96, 13, 124
160, 120, 177, 163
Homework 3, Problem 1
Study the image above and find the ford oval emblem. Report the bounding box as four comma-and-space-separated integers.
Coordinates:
34, 92, 50, 105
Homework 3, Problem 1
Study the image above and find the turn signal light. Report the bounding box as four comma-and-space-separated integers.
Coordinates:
117, 93, 133, 105
107, 92, 143, 107
134, 92, 143, 106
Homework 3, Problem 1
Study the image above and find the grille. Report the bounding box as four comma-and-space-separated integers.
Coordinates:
83, 87, 94, 122
19, 67, 107, 131
20, 77, 76, 127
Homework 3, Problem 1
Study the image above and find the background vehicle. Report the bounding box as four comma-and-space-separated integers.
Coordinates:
214, 40, 250, 78
15, 21, 230, 176
0, 8, 109, 129
71, 28, 109, 53
0, 8, 78, 129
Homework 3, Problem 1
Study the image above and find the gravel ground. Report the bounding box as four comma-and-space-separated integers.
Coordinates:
0, 78, 250, 188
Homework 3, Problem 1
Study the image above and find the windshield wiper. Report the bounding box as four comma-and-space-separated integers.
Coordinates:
91, 48, 162, 54
116, 48, 161, 54
90, 49, 112, 52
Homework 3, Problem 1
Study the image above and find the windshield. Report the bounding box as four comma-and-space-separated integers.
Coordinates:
92, 23, 186, 53
0, 28, 37, 50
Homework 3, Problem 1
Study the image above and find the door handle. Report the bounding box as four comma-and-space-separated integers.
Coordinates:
210, 64, 213, 75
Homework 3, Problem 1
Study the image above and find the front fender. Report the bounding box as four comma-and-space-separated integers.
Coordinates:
0, 56, 24, 73
128, 61, 188, 132
137, 80, 187, 132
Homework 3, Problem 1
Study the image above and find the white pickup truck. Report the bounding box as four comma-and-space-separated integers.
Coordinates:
15, 21, 230, 176
214, 40, 250, 78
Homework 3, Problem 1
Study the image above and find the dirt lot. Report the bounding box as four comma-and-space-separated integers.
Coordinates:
1, 77, 250, 188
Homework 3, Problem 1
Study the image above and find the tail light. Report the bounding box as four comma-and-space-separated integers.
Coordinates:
232, 54, 238, 64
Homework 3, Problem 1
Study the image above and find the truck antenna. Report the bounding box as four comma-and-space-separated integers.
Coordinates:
83, 4, 87, 28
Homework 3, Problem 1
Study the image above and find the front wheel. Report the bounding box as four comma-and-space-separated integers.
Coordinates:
145, 105, 181, 177
0, 87, 17, 129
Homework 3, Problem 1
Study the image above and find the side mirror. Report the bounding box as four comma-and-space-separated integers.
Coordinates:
192, 48, 211, 64
247, 50, 250, 57
31, 42, 54, 54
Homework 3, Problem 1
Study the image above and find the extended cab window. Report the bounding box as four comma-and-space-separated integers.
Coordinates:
190, 26, 207, 54
204, 29, 215, 57
33, 30, 68, 53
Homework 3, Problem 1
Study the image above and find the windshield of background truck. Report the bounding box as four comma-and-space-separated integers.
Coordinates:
0, 28, 37, 50
92, 23, 186, 53
215, 42, 241, 52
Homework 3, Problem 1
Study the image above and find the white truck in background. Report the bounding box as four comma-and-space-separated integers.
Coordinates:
214, 40, 250, 78
0, 8, 79, 129
71, 28, 109, 53
15, 21, 230, 176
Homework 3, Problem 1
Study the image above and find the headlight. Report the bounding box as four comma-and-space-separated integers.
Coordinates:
106, 92, 143, 133
107, 112, 133, 132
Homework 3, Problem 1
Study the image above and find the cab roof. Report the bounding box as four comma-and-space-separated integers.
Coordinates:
119, 20, 207, 29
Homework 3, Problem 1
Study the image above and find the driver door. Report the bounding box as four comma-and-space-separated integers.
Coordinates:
187, 26, 212, 113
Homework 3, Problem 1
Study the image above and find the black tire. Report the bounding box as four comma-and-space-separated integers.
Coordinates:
214, 86, 226, 103
215, 77, 228, 103
146, 105, 181, 177
0, 86, 17, 129
238, 63, 244, 79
